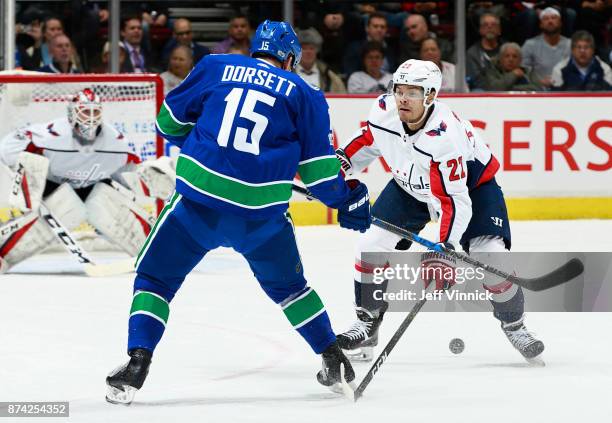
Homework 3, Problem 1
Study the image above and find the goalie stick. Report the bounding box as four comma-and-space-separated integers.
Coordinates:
38, 202, 134, 277
291, 183, 585, 292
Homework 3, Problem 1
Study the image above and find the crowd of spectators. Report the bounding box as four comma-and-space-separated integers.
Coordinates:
10, 1, 612, 94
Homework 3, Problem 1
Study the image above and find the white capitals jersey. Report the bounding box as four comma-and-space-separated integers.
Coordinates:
0, 118, 140, 189
341, 94, 500, 246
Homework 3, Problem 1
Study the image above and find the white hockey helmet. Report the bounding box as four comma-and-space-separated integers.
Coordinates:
392, 59, 442, 108
68, 88, 103, 144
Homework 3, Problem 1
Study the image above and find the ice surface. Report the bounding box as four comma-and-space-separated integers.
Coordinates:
1, 221, 611, 422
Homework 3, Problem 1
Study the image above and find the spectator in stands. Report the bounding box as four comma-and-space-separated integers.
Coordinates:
17, 17, 65, 71
398, 14, 453, 63
551, 31, 612, 91
575, 1, 609, 54
466, 13, 503, 90
482, 42, 542, 91
38, 34, 79, 74
212, 15, 251, 54
296, 28, 346, 93
91, 41, 127, 73
343, 13, 395, 77
420, 38, 468, 92
160, 45, 194, 96
347, 41, 393, 93
318, 3, 355, 75
161, 18, 210, 67
521, 7, 571, 89
120, 15, 154, 73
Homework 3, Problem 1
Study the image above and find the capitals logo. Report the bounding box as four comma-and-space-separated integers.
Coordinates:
378, 96, 387, 110
425, 121, 447, 137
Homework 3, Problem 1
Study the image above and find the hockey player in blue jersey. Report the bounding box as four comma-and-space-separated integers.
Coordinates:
105, 20, 371, 404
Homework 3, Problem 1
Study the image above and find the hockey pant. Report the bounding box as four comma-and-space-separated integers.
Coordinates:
128, 193, 336, 355
353, 178, 523, 324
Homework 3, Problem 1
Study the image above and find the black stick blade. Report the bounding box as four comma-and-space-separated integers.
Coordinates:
510, 258, 584, 292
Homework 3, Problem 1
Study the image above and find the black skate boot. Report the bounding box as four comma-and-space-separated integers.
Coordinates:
501, 316, 545, 366
336, 307, 384, 362
317, 342, 356, 394
106, 348, 152, 404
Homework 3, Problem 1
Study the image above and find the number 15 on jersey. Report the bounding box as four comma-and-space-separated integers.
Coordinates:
217, 88, 276, 156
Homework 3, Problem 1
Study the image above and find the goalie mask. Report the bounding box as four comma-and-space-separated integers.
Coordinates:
68, 89, 103, 144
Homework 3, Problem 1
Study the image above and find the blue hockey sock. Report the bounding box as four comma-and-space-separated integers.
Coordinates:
127, 277, 177, 353
490, 285, 524, 323
280, 287, 336, 354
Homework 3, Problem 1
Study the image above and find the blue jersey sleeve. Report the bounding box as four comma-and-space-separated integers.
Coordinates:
155, 57, 210, 148
295, 87, 349, 208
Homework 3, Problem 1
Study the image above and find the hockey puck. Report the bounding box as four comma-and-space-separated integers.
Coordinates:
449, 338, 464, 354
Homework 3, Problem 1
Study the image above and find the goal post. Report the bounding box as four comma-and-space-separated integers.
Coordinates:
0, 72, 165, 160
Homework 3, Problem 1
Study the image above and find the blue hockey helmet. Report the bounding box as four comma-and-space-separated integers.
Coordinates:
250, 20, 302, 69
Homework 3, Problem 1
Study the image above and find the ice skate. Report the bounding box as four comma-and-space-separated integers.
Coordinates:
317, 342, 356, 396
106, 348, 152, 405
501, 316, 545, 366
336, 307, 384, 362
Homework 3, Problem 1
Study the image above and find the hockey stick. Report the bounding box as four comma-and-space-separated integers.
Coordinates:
372, 218, 584, 292
291, 184, 584, 292
291, 183, 314, 200
351, 292, 430, 402
38, 202, 134, 277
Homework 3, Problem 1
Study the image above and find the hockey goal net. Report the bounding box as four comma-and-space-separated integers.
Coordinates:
0, 72, 164, 160
0, 73, 165, 253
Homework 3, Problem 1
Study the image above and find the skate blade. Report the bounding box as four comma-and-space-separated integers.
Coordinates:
327, 365, 356, 401
344, 346, 374, 363
526, 355, 545, 367
340, 363, 356, 402
106, 385, 137, 405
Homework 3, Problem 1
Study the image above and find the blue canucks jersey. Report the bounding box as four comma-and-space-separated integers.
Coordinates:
156, 54, 348, 218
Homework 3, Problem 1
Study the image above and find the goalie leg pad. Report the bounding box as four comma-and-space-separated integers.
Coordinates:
9, 152, 49, 212
86, 182, 153, 256
0, 211, 54, 271
44, 183, 88, 231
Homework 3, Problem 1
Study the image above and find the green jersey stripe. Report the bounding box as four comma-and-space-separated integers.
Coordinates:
176, 155, 293, 207
156, 101, 195, 137
298, 156, 340, 186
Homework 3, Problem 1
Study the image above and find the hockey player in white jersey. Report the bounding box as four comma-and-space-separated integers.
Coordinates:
335, 60, 545, 364
0, 89, 175, 273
